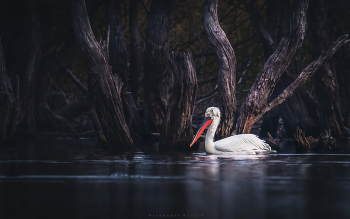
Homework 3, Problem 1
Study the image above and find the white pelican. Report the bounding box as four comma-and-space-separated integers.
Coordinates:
190, 107, 276, 154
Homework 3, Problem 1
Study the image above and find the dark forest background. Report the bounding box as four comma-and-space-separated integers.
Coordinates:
1, 0, 350, 152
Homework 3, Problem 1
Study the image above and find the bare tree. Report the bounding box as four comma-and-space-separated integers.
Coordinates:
159, 52, 197, 150
143, 0, 174, 133
249, 0, 321, 137
238, 34, 349, 134
201, 0, 348, 138
236, 0, 310, 134
204, 0, 237, 139
72, 0, 133, 150
107, 0, 131, 125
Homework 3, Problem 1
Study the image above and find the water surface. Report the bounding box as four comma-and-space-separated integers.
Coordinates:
1, 138, 350, 219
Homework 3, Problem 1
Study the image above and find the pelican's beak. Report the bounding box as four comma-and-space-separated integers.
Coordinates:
190, 116, 213, 147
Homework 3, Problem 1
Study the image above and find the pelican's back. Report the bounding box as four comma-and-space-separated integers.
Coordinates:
214, 134, 274, 153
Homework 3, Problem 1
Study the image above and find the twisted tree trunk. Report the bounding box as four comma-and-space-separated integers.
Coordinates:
159, 52, 197, 150
204, 0, 237, 139
236, 0, 310, 134
107, 0, 131, 125
72, 0, 133, 150
237, 0, 348, 136
252, 0, 321, 137
252, 0, 285, 138
143, 0, 174, 133
255, 35, 349, 131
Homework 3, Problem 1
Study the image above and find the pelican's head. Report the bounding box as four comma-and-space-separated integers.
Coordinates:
205, 107, 221, 119
190, 107, 221, 147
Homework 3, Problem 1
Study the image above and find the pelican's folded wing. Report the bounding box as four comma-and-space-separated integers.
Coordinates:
214, 134, 272, 152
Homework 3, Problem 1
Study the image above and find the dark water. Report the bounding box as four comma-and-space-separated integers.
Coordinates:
1, 138, 350, 219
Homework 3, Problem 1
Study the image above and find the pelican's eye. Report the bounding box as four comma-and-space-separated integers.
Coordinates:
206, 114, 210, 117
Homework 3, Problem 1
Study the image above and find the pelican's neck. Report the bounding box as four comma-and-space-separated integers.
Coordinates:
205, 116, 220, 154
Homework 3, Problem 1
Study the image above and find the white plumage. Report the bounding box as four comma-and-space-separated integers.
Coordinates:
214, 134, 273, 153
191, 107, 276, 155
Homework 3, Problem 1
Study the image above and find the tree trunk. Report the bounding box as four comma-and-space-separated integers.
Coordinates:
337, 45, 350, 127
254, 0, 288, 137
257, 0, 286, 137
108, 0, 144, 136
309, 0, 346, 139
293, 127, 311, 153
53, 54, 110, 144
22, 0, 41, 135
237, 35, 348, 135
72, 0, 133, 150
275, 73, 321, 137
35, 59, 75, 132
259, 108, 279, 137
89, 103, 109, 148
7, 75, 20, 141
204, 0, 237, 139
143, 0, 174, 133
108, 0, 127, 83
250, 0, 321, 138
159, 52, 197, 150
107, 0, 132, 125
0, 38, 15, 144
335, 0, 350, 128
258, 35, 349, 128
129, 0, 142, 103
236, 0, 310, 134
334, 1, 350, 127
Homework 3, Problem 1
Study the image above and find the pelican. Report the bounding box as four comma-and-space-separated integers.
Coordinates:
190, 107, 276, 154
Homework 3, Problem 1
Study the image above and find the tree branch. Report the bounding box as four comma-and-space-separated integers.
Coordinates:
53, 56, 88, 95
204, 0, 238, 138
248, 0, 274, 51
196, 85, 218, 100
262, 35, 349, 115
236, 0, 310, 134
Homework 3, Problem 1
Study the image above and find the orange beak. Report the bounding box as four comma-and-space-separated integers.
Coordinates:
190, 117, 213, 147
